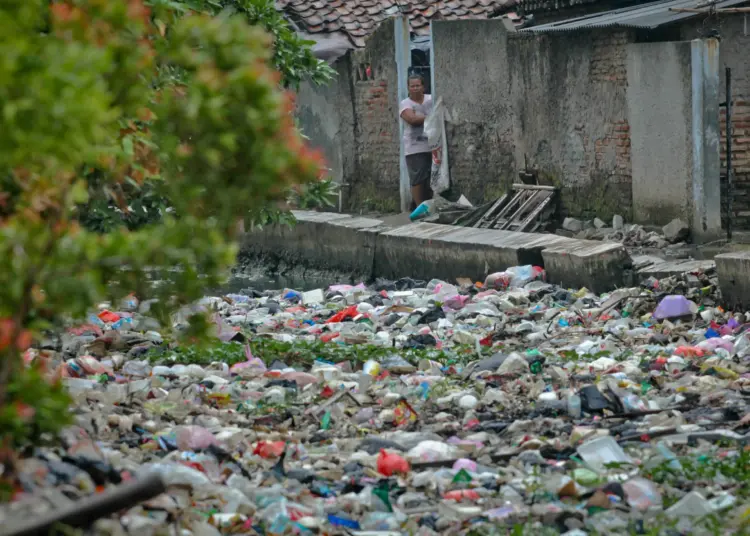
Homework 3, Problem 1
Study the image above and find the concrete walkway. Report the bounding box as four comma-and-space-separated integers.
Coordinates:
241, 211, 632, 292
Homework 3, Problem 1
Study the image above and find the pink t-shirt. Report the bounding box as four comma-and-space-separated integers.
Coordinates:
399, 94, 433, 155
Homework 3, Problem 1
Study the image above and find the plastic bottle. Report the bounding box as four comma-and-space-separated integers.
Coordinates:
121, 360, 152, 377
567, 393, 582, 418
409, 199, 435, 221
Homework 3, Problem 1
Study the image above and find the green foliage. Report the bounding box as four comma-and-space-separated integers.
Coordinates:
0, 363, 71, 448
172, 0, 334, 89
642, 448, 750, 495
76, 171, 168, 233
296, 178, 337, 210
0, 0, 321, 451
244, 178, 339, 229
74, 0, 335, 232
146, 338, 487, 368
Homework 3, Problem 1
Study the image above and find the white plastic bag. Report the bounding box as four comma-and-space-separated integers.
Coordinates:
424, 97, 451, 194
424, 100, 443, 150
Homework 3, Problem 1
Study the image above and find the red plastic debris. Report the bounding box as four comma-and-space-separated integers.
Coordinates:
377, 449, 410, 476
326, 306, 358, 324
253, 441, 286, 459
320, 332, 340, 343
97, 310, 121, 323
443, 489, 481, 501
674, 346, 704, 358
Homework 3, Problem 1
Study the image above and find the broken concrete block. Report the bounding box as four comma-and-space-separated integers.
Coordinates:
612, 215, 624, 230
594, 218, 607, 229
662, 218, 689, 243
562, 217, 583, 233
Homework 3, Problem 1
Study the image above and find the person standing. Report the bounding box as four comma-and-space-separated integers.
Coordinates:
399, 74, 433, 208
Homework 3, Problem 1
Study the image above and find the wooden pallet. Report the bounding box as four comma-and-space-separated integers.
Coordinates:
473, 184, 556, 232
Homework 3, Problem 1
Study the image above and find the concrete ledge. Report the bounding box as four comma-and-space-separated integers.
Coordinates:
375, 223, 574, 283
241, 211, 385, 276
715, 251, 750, 309
542, 242, 632, 291
240, 211, 633, 292
632, 255, 716, 279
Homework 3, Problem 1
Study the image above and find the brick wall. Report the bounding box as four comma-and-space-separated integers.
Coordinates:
721, 101, 750, 228
347, 22, 401, 213
591, 31, 629, 83
509, 29, 634, 221
594, 120, 631, 175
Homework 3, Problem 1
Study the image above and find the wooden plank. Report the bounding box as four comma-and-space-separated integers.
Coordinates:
473, 193, 508, 228
510, 183, 557, 191
500, 190, 542, 230
517, 191, 554, 232
489, 189, 530, 228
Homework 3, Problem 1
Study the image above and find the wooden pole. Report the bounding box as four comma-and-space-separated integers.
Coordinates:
3, 473, 166, 536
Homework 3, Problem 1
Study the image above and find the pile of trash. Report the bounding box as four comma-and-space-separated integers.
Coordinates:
2, 265, 750, 535
562, 216, 690, 249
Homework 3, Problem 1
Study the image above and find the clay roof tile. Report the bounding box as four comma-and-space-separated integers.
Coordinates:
283, 0, 516, 47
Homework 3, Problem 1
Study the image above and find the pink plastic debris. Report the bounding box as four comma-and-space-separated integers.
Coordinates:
229, 344, 266, 374
443, 294, 470, 310
175, 425, 217, 451
452, 458, 478, 472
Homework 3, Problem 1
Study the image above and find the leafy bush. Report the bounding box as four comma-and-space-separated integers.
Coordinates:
74, 0, 335, 232
0, 0, 322, 451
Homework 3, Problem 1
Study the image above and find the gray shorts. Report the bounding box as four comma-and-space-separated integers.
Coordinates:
406, 152, 432, 187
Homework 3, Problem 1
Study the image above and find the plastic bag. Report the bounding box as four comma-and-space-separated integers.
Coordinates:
423, 97, 451, 194
424, 97, 445, 150
377, 449, 410, 476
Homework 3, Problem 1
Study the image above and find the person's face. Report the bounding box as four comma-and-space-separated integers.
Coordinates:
408, 78, 424, 100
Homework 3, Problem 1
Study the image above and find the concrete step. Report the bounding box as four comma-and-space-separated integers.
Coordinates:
715, 251, 750, 309
631, 254, 716, 279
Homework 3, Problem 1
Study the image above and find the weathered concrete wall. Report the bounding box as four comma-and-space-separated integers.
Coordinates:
716, 250, 750, 309
690, 38, 722, 242
241, 212, 383, 277
295, 57, 355, 193
508, 29, 634, 221
295, 23, 400, 213
627, 41, 693, 225
431, 20, 516, 203
681, 16, 750, 230
349, 22, 401, 212
241, 211, 633, 292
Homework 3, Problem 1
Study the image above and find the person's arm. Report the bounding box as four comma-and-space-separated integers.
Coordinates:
400, 108, 425, 126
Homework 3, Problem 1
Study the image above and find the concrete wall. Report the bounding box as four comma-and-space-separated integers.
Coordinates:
431, 20, 516, 203
681, 16, 750, 229
627, 41, 693, 224
508, 29, 634, 221
295, 57, 355, 193
295, 23, 400, 213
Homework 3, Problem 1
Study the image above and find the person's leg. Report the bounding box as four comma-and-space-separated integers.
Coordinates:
411, 184, 426, 206
409, 152, 432, 206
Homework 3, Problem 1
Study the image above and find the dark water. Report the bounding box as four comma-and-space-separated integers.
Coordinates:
218, 272, 361, 294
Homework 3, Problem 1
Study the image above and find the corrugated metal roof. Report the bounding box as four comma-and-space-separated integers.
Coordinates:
520, 0, 749, 32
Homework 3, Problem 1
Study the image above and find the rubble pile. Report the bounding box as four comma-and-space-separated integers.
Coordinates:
2, 267, 750, 535
562, 217, 690, 249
